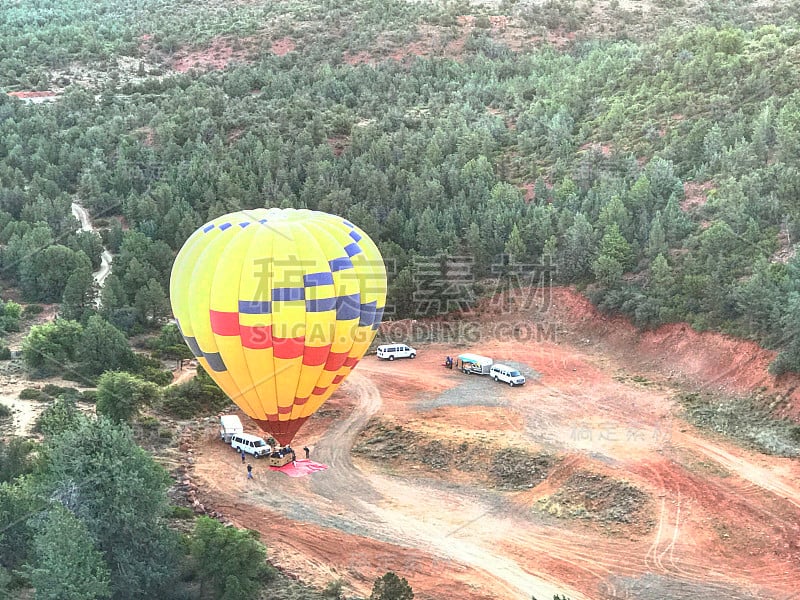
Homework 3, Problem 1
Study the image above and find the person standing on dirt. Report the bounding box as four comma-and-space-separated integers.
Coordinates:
303, 446, 310, 459
247, 464, 253, 480
240, 449, 246, 464
290, 449, 296, 467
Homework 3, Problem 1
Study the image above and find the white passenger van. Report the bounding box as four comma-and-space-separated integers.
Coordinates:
376, 344, 417, 360
490, 364, 526, 386
230, 433, 270, 458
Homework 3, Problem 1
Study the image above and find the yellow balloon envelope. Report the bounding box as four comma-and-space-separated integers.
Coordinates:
169, 208, 387, 446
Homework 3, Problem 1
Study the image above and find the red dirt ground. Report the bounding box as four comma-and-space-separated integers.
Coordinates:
522, 181, 536, 202
542, 288, 800, 412
271, 37, 296, 56
190, 288, 800, 600
681, 180, 714, 211
342, 50, 373, 66
326, 135, 350, 156
171, 37, 253, 73
133, 126, 155, 147
6, 90, 58, 99
343, 14, 570, 65
580, 142, 613, 156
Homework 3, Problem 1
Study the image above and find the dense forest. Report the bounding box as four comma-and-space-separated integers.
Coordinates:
2, 0, 800, 597
2, 1, 800, 371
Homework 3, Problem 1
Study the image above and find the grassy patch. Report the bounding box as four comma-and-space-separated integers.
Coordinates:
353, 418, 557, 489
679, 392, 800, 457
537, 470, 651, 526
18, 388, 51, 402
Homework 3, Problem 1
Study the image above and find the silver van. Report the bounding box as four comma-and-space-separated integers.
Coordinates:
490, 364, 526, 386
230, 433, 270, 458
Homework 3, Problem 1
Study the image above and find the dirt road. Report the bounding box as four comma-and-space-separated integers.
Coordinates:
71, 202, 113, 292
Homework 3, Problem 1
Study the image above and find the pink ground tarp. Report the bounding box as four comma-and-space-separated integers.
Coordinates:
269, 459, 328, 477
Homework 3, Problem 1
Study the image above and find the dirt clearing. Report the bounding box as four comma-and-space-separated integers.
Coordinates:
190, 289, 800, 599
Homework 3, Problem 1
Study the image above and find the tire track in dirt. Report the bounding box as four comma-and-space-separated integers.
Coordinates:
676, 431, 800, 510
310, 372, 383, 507
630, 443, 800, 595
670, 432, 800, 592
311, 372, 592, 600
253, 373, 585, 600
195, 372, 593, 599
639, 465, 701, 582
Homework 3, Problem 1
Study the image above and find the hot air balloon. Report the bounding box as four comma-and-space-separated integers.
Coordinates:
169, 208, 387, 446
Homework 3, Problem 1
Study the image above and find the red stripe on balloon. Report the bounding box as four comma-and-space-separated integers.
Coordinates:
240, 325, 273, 349
332, 374, 344, 384
312, 386, 327, 396
302, 345, 331, 366
209, 310, 239, 336
273, 336, 305, 359
343, 356, 359, 368
294, 396, 309, 406
324, 351, 348, 371
277, 405, 293, 415
265, 414, 279, 422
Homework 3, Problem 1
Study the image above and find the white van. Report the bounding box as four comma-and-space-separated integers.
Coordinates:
230, 433, 270, 458
490, 364, 526, 386
376, 344, 416, 360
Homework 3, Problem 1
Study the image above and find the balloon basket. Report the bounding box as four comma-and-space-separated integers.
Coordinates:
268, 453, 294, 467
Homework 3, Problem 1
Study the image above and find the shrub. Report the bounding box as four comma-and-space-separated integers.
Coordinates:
62, 370, 95, 385
161, 367, 229, 419
79, 389, 97, 404
137, 415, 160, 430
33, 398, 84, 437
0, 403, 11, 418
190, 516, 274, 599
323, 579, 344, 599
0, 347, 11, 360
370, 572, 414, 600
138, 366, 173, 386
474, 14, 491, 28
133, 353, 168, 371
19, 388, 50, 402
22, 320, 83, 377
769, 348, 800, 377
22, 304, 44, 318
170, 506, 195, 520
95, 372, 161, 424
42, 384, 74, 398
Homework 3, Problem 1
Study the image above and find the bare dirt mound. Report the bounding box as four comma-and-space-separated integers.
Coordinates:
354, 418, 556, 489
545, 287, 800, 412
537, 470, 651, 526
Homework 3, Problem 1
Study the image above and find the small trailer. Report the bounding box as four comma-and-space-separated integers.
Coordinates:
219, 415, 243, 443
457, 353, 493, 375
